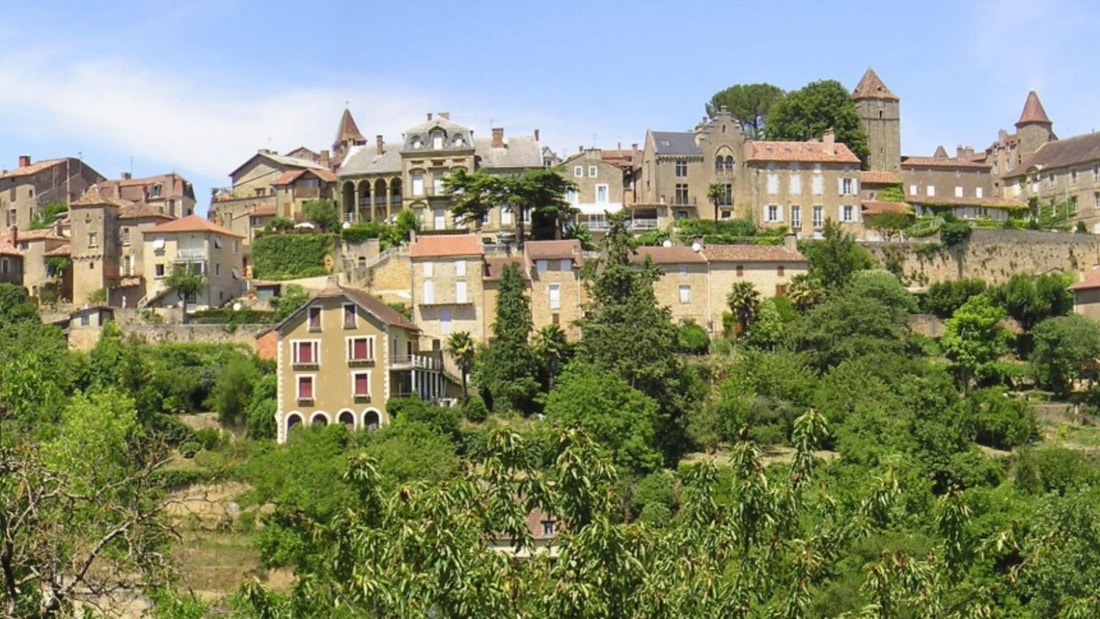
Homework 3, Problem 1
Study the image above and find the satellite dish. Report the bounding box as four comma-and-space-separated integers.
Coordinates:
691, 241, 702, 252
233, 302, 243, 311
662, 239, 673, 248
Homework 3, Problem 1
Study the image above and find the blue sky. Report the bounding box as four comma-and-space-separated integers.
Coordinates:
1, 0, 1097, 213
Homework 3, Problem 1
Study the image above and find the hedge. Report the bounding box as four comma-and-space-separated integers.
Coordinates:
252, 233, 335, 280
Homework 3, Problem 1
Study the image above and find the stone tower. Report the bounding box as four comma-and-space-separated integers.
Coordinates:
852, 68, 901, 173
332, 108, 367, 163
1015, 90, 1055, 164
69, 186, 123, 305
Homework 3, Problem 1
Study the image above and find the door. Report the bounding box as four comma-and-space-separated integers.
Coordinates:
433, 208, 446, 230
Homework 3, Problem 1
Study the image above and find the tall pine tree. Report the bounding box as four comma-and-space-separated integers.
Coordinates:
474, 262, 541, 413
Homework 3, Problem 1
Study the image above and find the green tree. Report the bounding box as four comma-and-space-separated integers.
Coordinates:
989, 272, 1073, 333
706, 182, 725, 221
942, 294, 1011, 390
726, 281, 761, 338
766, 79, 870, 166
786, 273, 826, 312
705, 83, 785, 139
790, 293, 909, 372
302, 198, 341, 232
391, 208, 421, 246
446, 167, 578, 245
533, 323, 572, 391
446, 330, 477, 400
245, 374, 277, 439
1030, 314, 1100, 398
0, 282, 37, 324
843, 269, 918, 323
922, 278, 988, 319
270, 283, 309, 320
28, 201, 67, 230
165, 262, 207, 323
799, 219, 874, 291
209, 355, 260, 426
865, 210, 914, 241
474, 262, 540, 412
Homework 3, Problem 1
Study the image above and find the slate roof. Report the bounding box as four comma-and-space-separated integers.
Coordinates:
401, 116, 475, 152
747, 141, 861, 164
860, 170, 901, 184
1003, 132, 1100, 179
338, 144, 403, 176
147, 214, 245, 238
1017, 91, 1052, 126
474, 135, 543, 169
651, 131, 700, 156
702, 244, 807, 263
409, 234, 483, 258
630, 245, 707, 264
852, 68, 899, 101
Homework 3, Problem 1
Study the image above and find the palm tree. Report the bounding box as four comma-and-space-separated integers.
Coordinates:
726, 281, 760, 338
707, 182, 725, 222
446, 331, 477, 401
787, 274, 825, 312
533, 324, 571, 391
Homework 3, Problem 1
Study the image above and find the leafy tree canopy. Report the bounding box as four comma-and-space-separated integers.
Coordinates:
302, 199, 341, 232
1030, 314, 1100, 398
766, 79, 870, 166
799, 219, 874, 291
705, 82, 785, 139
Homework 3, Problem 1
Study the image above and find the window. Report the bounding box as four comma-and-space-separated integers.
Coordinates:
89, 232, 99, 248
1070, 195, 1079, 214
777, 265, 785, 277
573, 166, 583, 177
1095, 192, 1100, 209
909, 184, 917, 196
432, 175, 444, 195
422, 280, 435, 304
501, 206, 513, 225
454, 136, 464, 147
214, 236, 223, 249
455, 260, 466, 277
296, 376, 314, 401
548, 283, 561, 310
765, 204, 783, 223
308, 307, 322, 330
411, 173, 424, 196
926, 185, 936, 197
736, 265, 744, 277
348, 336, 375, 362
80, 314, 89, 327
679, 285, 691, 304
431, 132, 444, 149
812, 205, 823, 229
439, 308, 452, 334
811, 175, 824, 195
456, 280, 468, 303
1094, 164, 1100, 181
595, 184, 609, 204
565, 189, 578, 204
955, 186, 964, 198
155, 264, 165, 278
292, 340, 319, 366
343, 303, 357, 328
976, 187, 984, 198
588, 166, 598, 178
561, 259, 572, 271
232, 240, 238, 254
423, 261, 434, 278
121, 228, 130, 246
840, 178, 855, 195
542, 521, 556, 537
789, 174, 801, 194
1072, 170, 1079, 184
767, 173, 779, 195
214, 263, 221, 277
790, 205, 801, 229
679, 265, 688, 277
537, 260, 548, 273
675, 160, 688, 177
841, 205, 856, 222
674, 184, 689, 205
723, 183, 733, 205
353, 372, 371, 399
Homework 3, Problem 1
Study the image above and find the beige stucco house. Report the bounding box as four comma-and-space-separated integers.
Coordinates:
141, 215, 245, 310
524, 240, 585, 338
410, 233, 486, 347
273, 285, 445, 444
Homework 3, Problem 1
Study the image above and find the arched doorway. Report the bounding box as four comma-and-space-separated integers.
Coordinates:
341, 181, 356, 223
363, 409, 381, 431
310, 412, 329, 427
338, 410, 355, 430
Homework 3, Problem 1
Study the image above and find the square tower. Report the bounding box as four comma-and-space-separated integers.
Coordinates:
852, 68, 901, 173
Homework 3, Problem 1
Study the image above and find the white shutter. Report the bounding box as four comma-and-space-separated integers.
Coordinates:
777, 205, 784, 222
424, 262, 433, 277
812, 176, 824, 195
548, 284, 561, 310
455, 260, 466, 277
679, 285, 690, 304
423, 280, 434, 304
456, 280, 467, 303
837, 178, 844, 195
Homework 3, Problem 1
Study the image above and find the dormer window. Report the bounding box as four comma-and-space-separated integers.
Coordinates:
412, 137, 423, 149
432, 132, 444, 150
150, 184, 162, 198
453, 136, 464, 147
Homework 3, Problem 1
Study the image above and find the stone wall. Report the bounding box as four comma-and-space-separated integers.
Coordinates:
866, 229, 1100, 287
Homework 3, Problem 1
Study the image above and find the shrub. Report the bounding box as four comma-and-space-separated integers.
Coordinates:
464, 395, 489, 423
180, 441, 201, 459
676, 321, 710, 355
251, 233, 334, 280
149, 413, 196, 446
195, 427, 224, 451
152, 468, 211, 490
940, 221, 972, 247
341, 221, 389, 244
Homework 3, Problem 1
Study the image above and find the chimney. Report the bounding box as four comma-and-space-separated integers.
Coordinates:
956, 145, 965, 159
534, 129, 540, 142
376, 134, 384, 155
18, 155, 30, 168
319, 150, 330, 167
822, 129, 835, 155
121, 172, 132, 180
439, 112, 450, 120
492, 127, 504, 148
784, 234, 798, 253
11, 225, 17, 246
427, 113, 433, 121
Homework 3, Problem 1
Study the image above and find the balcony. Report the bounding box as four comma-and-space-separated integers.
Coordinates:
390, 354, 441, 370
628, 219, 659, 230
671, 196, 697, 207
580, 220, 610, 231
293, 187, 321, 199
176, 248, 206, 261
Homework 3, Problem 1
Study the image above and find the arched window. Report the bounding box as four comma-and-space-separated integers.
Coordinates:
715, 156, 723, 172
286, 413, 302, 433
364, 410, 381, 431
338, 410, 355, 430
310, 413, 328, 427
725, 156, 734, 171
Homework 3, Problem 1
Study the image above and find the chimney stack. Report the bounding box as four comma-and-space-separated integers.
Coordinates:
320, 150, 330, 167
121, 172, 132, 180
376, 134, 384, 155
427, 113, 433, 121
11, 225, 17, 246
439, 112, 450, 120
534, 129, 540, 142
18, 155, 30, 168
822, 129, 835, 155
492, 127, 504, 148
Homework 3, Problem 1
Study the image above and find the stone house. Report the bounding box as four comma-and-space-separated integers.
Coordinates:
9, 227, 71, 300
409, 233, 486, 348
69, 187, 125, 304
560, 149, 637, 233
482, 254, 526, 340
1071, 268, 1100, 322
524, 240, 585, 338
0, 235, 22, 285
93, 172, 196, 219
272, 285, 445, 444
141, 215, 246, 311
702, 240, 807, 333
0, 155, 105, 235
1003, 130, 1100, 232
630, 245, 709, 327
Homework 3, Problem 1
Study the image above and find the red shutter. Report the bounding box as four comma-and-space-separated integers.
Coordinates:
299, 377, 313, 399
298, 342, 313, 364
355, 374, 370, 397
353, 338, 367, 360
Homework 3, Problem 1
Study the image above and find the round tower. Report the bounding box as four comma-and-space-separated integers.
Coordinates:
1015, 90, 1054, 164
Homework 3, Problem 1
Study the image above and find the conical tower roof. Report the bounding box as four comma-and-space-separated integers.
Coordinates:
852, 68, 899, 101
1016, 90, 1052, 127
932, 145, 948, 158
334, 108, 366, 146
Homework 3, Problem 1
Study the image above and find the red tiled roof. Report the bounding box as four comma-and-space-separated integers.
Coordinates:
335, 286, 418, 331
97, 173, 192, 202
1070, 268, 1100, 291
119, 202, 172, 220
525, 239, 583, 264
484, 256, 525, 281
71, 185, 132, 208
630, 245, 706, 264
852, 68, 899, 101
0, 236, 21, 256
409, 234, 483, 258
14, 228, 66, 241
43, 244, 71, 257
901, 154, 990, 169
0, 158, 66, 179
1017, 90, 1052, 126
861, 200, 912, 215
250, 203, 277, 217
335, 108, 366, 145
274, 167, 337, 185
748, 140, 860, 164
147, 214, 245, 238
860, 170, 900, 184
702, 244, 806, 263
600, 149, 638, 168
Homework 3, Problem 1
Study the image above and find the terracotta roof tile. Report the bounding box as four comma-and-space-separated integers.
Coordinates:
96, 173, 192, 202
118, 202, 172, 220
901, 154, 990, 169
43, 244, 71, 257
0, 158, 67, 179
274, 167, 337, 185
72, 185, 132, 208
0, 236, 21, 256
702, 244, 807, 263
748, 140, 860, 164
1070, 268, 1100, 291
630, 245, 706, 264
861, 200, 912, 215
334, 108, 366, 145
147, 214, 245, 238
484, 256, 525, 281
525, 240, 583, 262
860, 170, 901, 184
1017, 90, 1052, 126
336, 286, 418, 331
250, 203, 277, 217
15, 228, 66, 241
852, 68, 899, 101
409, 234, 483, 258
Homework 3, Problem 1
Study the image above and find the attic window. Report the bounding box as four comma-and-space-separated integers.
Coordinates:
412, 137, 423, 149
151, 184, 162, 198
432, 132, 444, 150
453, 136, 464, 147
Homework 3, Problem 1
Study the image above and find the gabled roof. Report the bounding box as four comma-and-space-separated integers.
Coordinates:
484, 256, 525, 281
228, 151, 328, 180
1070, 268, 1100, 291
249, 203, 277, 217
650, 131, 700, 156
630, 245, 706, 264
147, 214, 245, 238
747, 140, 860, 164
273, 285, 418, 334
1004, 132, 1100, 179
15, 228, 67, 242
71, 185, 131, 208
852, 68, 899, 101
0, 235, 22, 256
273, 167, 338, 185
901, 150, 990, 169
1017, 90, 1052, 126
860, 170, 901, 184
338, 144, 402, 176
334, 108, 366, 145
0, 158, 67, 179
43, 244, 71, 257
525, 239, 583, 263
119, 202, 173, 220
97, 173, 194, 202
409, 234, 483, 258
702, 244, 807, 263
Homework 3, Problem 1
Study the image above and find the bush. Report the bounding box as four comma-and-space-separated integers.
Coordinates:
388, 398, 462, 440
940, 221, 972, 247
676, 321, 710, 355
149, 413, 196, 446
464, 395, 488, 423
341, 221, 389, 244
195, 427, 224, 451
967, 388, 1038, 450
190, 308, 277, 325
152, 468, 211, 490
180, 441, 201, 459
251, 233, 335, 280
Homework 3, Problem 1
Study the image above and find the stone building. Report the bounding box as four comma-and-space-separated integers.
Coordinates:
69, 187, 125, 305
560, 148, 638, 232
0, 235, 22, 285
0, 155, 105, 235
409, 233, 486, 347
523, 240, 585, 338
141, 215, 246, 311
630, 245, 709, 326
702, 240, 807, 333
93, 172, 196, 219
853, 68, 901, 174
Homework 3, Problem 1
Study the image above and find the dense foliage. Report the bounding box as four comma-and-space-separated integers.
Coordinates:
251, 233, 334, 280
765, 79, 871, 166
704, 82, 785, 138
